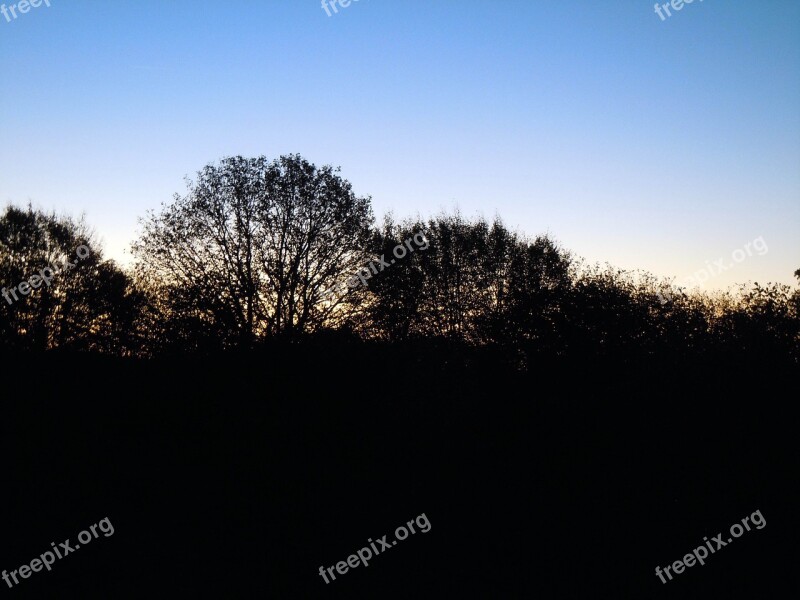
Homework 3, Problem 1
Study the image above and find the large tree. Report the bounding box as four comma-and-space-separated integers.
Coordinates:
132, 155, 374, 347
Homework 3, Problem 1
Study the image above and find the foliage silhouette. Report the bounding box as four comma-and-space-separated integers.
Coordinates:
131, 155, 374, 350
0, 205, 142, 354
1, 156, 798, 366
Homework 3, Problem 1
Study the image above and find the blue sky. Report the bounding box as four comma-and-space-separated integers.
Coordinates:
1, 0, 798, 290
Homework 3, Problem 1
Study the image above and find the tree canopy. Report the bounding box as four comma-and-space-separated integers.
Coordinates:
0, 205, 141, 354
131, 155, 374, 348
1, 155, 798, 364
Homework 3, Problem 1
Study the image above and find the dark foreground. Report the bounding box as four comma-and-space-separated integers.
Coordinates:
2, 344, 797, 598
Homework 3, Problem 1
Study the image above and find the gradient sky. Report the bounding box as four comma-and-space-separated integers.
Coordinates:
2, 0, 798, 291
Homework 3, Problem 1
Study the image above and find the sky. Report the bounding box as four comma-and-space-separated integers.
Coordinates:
1, 0, 798, 291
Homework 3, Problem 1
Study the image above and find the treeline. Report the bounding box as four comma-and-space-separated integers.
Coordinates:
1, 155, 798, 365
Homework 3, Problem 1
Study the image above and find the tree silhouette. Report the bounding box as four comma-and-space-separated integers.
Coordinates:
362, 213, 573, 356
0, 205, 140, 353
132, 155, 374, 348
3, 166, 797, 364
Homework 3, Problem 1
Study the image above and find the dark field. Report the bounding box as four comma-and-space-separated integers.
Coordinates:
3, 346, 797, 598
